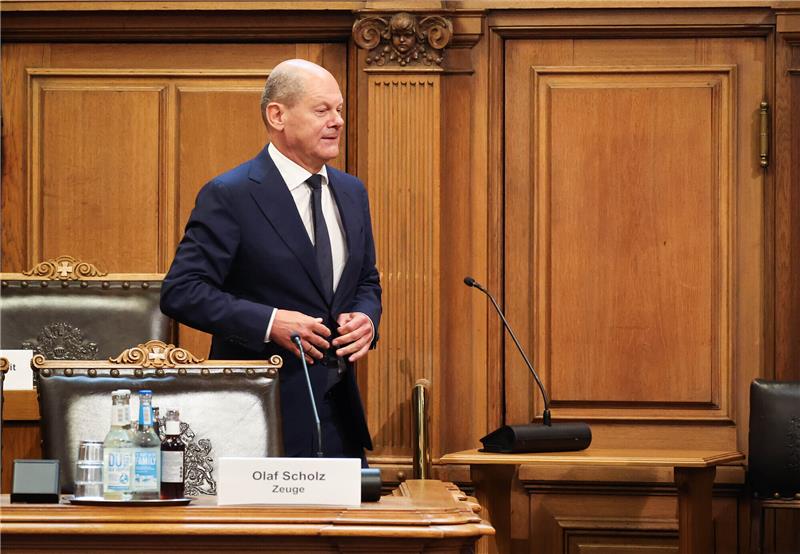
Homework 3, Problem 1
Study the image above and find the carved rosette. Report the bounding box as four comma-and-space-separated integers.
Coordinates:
109, 340, 204, 367
22, 255, 107, 280
353, 12, 453, 68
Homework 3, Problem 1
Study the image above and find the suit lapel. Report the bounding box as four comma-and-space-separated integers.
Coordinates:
247, 148, 328, 303
328, 171, 359, 312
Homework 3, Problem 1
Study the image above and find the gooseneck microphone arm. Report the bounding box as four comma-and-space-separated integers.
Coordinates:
464, 276, 552, 425
291, 333, 324, 457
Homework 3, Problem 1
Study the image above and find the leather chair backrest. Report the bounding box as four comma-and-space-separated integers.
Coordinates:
748, 379, 800, 499
1, 256, 171, 360
34, 341, 284, 495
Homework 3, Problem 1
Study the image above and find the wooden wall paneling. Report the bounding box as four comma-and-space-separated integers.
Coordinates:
30, 74, 165, 272
762, 32, 777, 392
0, 44, 50, 271
468, 464, 522, 554
0, 10, 357, 43
503, 34, 767, 452
503, 37, 572, 430
504, 40, 572, 430
535, 66, 731, 411
699, 36, 769, 453
438, 32, 493, 460
775, 15, 800, 382
1, 42, 339, 271
526, 482, 741, 554
485, 25, 506, 450
771, 14, 800, 553
363, 72, 441, 462
47, 43, 301, 71
0, 424, 42, 493
0, 42, 349, 358
487, 8, 775, 35
1, 391, 43, 492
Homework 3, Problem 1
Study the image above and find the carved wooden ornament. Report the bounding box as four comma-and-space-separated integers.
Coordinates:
22, 255, 107, 280
109, 340, 204, 367
353, 12, 453, 67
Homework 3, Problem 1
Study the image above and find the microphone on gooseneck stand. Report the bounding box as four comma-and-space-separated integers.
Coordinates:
464, 276, 592, 453
291, 333, 324, 458
291, 333, 383, 501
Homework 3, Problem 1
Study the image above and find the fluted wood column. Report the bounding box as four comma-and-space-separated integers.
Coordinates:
366, 73, 442, 457
353, 13, 452, 462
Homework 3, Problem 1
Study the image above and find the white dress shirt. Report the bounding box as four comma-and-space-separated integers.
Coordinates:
264, 143, 348, 341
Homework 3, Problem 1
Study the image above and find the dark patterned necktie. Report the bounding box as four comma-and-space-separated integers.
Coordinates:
306, 174, 334, 302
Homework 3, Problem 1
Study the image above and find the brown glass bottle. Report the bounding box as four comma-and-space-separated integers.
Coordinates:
160, 408, 185, 499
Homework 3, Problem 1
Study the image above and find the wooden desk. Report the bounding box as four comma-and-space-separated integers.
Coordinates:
441, 448, 744, 554
0, 479, 493, 553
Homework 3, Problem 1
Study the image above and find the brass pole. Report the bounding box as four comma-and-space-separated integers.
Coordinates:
411, 378, 431, 480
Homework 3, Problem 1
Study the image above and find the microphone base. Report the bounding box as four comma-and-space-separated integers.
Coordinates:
479, 422, 592, 453
361, 468, 382, 502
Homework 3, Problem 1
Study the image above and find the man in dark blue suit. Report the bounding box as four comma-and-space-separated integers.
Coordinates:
161, 59, 381, 460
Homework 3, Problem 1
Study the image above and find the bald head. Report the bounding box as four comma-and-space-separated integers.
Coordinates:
260, 59, 344, 172
260, 59, 336, 127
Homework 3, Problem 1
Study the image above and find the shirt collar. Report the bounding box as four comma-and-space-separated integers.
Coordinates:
267, 143, 329, 192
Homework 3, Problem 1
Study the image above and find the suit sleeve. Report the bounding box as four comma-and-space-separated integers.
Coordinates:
160, 179, 274, 352
346, 183, 382, 347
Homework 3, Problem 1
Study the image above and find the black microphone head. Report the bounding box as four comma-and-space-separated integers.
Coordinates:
464, 276, 476, 287
290, 333, 301, 344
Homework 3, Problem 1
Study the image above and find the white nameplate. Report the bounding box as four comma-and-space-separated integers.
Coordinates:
0, 350, 34, 390
217, 457, 361, 506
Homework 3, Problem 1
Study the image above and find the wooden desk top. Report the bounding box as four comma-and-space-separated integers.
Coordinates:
0, 480, 494, 540
440, 448, 744, 468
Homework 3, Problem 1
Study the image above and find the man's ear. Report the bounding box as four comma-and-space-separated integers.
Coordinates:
266, 102, 285, 131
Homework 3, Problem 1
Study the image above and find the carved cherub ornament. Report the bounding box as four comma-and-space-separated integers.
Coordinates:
353, 12, 453, 67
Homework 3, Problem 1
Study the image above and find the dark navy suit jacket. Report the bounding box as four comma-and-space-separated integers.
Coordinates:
160, 146, 381, 456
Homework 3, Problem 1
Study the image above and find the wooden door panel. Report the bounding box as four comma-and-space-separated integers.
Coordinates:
536, 67, 732, 408
505, 37, 765, 446
32, 78, 165, 272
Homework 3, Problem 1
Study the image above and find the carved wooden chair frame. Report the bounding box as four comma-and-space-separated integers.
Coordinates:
33, 340, 283, 495
1, 255, 172, 361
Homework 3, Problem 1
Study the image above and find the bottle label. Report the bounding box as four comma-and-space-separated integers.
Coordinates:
111, 405, 129, 427
104, 448, 133, 491
161, 451, 184, 483
133, 449, 160, 491
140, 404, 152, 426
165, 420, 181, 435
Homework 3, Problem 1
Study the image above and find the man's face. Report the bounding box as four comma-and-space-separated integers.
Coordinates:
278, 72, 344, 172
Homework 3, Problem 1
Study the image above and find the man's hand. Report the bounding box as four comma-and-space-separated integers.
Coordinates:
270, 309, 331, 364
333, 312, 374, 362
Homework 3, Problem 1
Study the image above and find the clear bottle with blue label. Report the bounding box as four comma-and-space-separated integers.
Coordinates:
103, 390, 134, 500
132, 390, 161, 499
